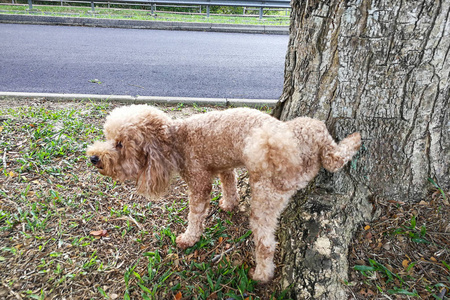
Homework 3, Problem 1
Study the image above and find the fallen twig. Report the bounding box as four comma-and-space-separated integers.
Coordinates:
110, 216, 143, 230
1, 280, 23, 300
2, 148, 6, 169
211, 242, 240, 264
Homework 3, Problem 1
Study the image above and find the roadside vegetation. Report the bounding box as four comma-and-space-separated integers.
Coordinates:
0, 2, 290, 25
0, 98, 448, 299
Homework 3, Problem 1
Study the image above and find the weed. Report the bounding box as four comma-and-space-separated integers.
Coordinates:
89, 79, 103, 84
391, 215, 430, 244
353, 259, 423, 297
428, 177, 447, 201
193, 103, 207, 113
155, 226, 177, 246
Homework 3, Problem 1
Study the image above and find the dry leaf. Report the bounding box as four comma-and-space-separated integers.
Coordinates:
402, 259, 410, 269
367, 289, 376, 295
207, 292, 218, 299
90, 230, 108, 237
430, 257, 437, 262
374, 242, 383, 251
388, 200, 405, 205
174, 291, 182, 300
166, 253, 179, 261
218, 236, 223, 244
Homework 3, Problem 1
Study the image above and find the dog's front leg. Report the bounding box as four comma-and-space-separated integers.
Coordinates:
176, 172, 212, 249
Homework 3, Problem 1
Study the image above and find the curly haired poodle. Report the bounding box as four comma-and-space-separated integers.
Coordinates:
87, 105, 361, 282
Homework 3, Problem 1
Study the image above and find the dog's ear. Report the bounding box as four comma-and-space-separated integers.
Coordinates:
136, 139, 174, 197
132, 121, 176, 198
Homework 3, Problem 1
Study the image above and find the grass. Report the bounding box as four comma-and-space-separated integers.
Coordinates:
0, 98, 287, 299
0, 3, 291, 25
1, 98, 448, 299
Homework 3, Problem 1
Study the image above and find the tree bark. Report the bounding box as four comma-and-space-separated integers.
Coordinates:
275, 0, 449, 298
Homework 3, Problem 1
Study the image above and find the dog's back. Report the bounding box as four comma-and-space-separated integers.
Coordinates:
174, 108, 280, 172
173, 108, 319, 191
173, 108, 360, 191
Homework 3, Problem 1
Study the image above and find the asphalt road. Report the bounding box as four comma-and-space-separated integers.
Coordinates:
0, 23, 288, 99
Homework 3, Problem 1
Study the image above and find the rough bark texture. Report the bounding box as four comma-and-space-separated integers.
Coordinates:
275, 0, 449, 299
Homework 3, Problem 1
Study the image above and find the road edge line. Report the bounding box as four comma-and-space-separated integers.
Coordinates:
0, 92, 279, 107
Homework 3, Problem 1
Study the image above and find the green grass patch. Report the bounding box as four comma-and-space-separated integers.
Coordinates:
0, 99, 291, 299
0, 3, 290, 25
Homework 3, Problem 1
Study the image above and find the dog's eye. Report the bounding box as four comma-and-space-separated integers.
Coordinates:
116, 142, 123, 150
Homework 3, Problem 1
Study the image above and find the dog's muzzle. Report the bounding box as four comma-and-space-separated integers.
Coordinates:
90, 155, 100, 165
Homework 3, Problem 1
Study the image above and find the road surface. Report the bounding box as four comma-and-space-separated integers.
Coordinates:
0, 23, 288, 99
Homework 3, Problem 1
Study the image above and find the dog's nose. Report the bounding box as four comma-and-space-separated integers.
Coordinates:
90, 155, 100, 165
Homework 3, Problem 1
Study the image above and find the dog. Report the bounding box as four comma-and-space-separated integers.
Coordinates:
87, 105, 361, 282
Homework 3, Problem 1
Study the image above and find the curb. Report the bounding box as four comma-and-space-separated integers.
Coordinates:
0, 13, 289, 34
0, 92, 279, 107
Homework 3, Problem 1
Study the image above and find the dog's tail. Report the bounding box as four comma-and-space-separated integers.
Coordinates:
320, 132, 361, 172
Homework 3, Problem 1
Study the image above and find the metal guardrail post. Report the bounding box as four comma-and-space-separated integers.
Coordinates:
206, 5, 209, 17
91, 0, 95, 12
151, 4, 154, 14
28, 0, 33, 10
259, 7, 263, 19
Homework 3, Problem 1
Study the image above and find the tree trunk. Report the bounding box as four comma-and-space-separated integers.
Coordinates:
275, 0, 449, 298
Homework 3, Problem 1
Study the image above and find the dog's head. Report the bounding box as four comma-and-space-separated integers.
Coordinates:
87, 105, 177, 197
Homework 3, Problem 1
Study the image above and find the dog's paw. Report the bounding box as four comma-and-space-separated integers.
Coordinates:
249, 266, 273, 283
176, 234, 197, 249
219, 199, 236, 212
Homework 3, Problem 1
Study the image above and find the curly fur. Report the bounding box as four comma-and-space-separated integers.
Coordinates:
87, 105, 361, 283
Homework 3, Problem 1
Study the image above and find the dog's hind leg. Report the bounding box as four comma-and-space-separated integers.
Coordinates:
249, 178, 295, 282
218, 170, 239, 212
176, 171, 212, 249
321, 132, 361, 172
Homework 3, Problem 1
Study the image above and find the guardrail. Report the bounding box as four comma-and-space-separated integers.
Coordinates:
24, 0, 290, 18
